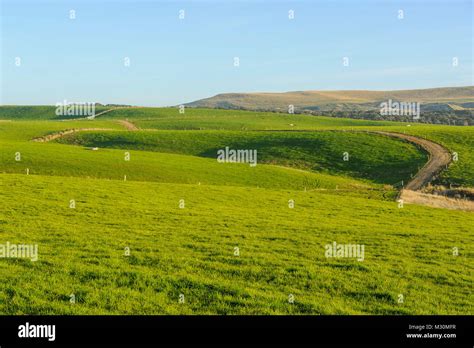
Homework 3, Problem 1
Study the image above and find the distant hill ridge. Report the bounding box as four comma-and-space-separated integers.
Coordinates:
186, 86, 474, 113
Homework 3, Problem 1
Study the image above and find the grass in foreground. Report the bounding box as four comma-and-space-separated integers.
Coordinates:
0, 174, 472, 314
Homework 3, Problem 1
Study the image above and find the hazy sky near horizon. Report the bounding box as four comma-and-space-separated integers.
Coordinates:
1, 0, 472, 106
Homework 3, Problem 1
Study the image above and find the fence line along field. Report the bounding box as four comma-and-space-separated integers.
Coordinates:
0, 106, 472, 314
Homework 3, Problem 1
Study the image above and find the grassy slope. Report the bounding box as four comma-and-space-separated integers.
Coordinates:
0, 106, 110, 120
0, 120, 374, 192
100, 107, 402, 129
0, 174, 472, 314
57, 130, 427, 185
2, 142, 366, 191
100, 107, 474, 186
0, 120, 124, 142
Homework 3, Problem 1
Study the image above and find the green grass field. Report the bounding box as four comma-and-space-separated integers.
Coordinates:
0, 105, 110, 121
0, 106, 472, 314
56, 130, 427, 185
103, 107, 403, 130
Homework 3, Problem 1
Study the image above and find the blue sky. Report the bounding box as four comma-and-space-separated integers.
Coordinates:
1, 0, 472, 106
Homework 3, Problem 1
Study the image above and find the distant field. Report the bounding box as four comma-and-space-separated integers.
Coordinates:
100, 107, 402, 129
0, 120, 124, 142
0, 105, 110, 120
0, 106, 472, 315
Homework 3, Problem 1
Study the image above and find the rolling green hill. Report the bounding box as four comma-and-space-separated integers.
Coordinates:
98, 107, 402, 129
0, 106, 472, 315
56, 130, 427, 185
0, 105, 111, 120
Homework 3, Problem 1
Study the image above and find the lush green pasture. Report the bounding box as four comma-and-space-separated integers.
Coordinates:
96, 106, 474, 187
0, 106, 59, 120
0, 120, 376, 191
0, 120, 123, 142
92, 106, 474, 186
0, 107, 472, 315
101, 107, 401, 130
0, 174, 472, 314
58, 130, 426, 185
1, 141, 367, 191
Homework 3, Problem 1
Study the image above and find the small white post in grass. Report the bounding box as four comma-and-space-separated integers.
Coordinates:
26, 168, 29, 175
124, 175, 127, 181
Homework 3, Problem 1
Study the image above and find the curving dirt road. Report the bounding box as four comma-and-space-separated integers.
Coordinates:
372, 131, 452, 190
371, 131, 473, 211
266, 128, 467, 210
266, 129, 453, 191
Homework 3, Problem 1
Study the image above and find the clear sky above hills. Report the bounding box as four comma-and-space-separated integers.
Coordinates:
1, 0, 472, 106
